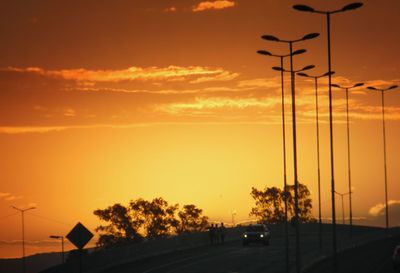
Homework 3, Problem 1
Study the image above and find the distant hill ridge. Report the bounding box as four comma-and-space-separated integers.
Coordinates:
0, 251, 66, 273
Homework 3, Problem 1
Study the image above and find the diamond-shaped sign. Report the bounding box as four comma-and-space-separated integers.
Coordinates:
66, 222, 93, 249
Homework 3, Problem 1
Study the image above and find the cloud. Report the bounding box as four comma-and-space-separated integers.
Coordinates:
0, 192, 22, 202
163, 6, 177, 13
0, 127, 70, 134
5, 195, 23, 201
190, 71, 239, 83
158, 97, 281, 115
369, 200, 400, 216
365, 201, 400, 227
63, 108, 76, 117
0, 122, 291, 135
0, 123, 168, 134
237, 77, 282, 89
5, 66, 238, 84
193, 0, 236, 12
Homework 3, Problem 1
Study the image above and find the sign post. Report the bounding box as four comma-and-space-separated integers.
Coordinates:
66, 222, 93, 273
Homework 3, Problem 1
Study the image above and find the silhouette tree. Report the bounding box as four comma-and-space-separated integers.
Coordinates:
93, 203, 143, 248
176, 204, 209, 233
249, 183, 313, 223
285, 183, 313, 222
249, 186, 285, 223
94, 197, 209, 247
129, 197, 179, 239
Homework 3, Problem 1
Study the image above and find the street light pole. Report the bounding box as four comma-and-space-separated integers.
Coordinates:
297, 71, 334, 250
331, 82, 364, 236
257, 48, 306, 273
334, 191, 350, 225
262, 32, 318, 273
293, 3, 363, 268
367, 84, 398, 233
273, 65, 316, 273
50, 235, 65, 263
11, 206, 36, 273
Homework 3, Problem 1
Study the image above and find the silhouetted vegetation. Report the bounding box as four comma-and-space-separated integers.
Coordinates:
94, 197, 208, 248
250, 183, 313, 223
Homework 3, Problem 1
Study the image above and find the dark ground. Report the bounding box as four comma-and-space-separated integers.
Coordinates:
304, 234, 400, 273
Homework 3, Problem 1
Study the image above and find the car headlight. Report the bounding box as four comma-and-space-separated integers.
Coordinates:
260, 234, 264, 238
244, 234, 247, 238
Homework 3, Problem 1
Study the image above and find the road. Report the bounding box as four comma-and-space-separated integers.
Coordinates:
373, 256, 396, 273
36, 225, 389, 273
99, 226, 392, 273
102, 235, 328, 273
303, 231, 400, 273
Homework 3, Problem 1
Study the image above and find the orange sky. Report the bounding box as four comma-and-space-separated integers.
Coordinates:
1, 0, 400, 258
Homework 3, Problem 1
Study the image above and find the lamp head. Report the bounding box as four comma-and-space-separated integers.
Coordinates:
297, 72, 309, 77
388, 85, 398, 90
272, 66, 284, 72
292, 49, 306, 56
323, 71, 335, 77
367, 86, 377, 91
353, 83, 364, 88
341, 2, 363, 12
293, 5, 315, 12
302, 33, 320, 41
257, 50, 272, 56
262, 35, 280, 42
331, 84, 341, 88
302, 65, 315, 71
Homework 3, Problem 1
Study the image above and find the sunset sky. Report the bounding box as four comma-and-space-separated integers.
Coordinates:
1, 0, 400, 258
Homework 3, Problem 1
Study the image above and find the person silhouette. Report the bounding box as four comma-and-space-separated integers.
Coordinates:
208, 224, 215, 245
215, 223, 221, 245
219, 222, 226, 244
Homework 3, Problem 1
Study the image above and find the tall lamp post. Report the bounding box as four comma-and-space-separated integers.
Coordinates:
334, 191, 351, 225
297, 71, 335, 250
11, 206, 36, 273
257, 48, 306, 273
367, 84, 398, 232
331, 82, 364, 236
50, 235, 65, 263
261, 32, 319, 273
231, 210, 237, 227
292, 3, 363, 268
272, 63, 315, 273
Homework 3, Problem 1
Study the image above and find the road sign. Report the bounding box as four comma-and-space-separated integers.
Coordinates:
66, 222, 93, 249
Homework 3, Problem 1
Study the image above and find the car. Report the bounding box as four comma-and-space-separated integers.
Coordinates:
393, 245, 400, 271
242, 224, 270, 246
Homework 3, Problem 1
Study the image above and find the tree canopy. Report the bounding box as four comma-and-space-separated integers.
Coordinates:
250, 183, 313, 223
94, 197, 208, 248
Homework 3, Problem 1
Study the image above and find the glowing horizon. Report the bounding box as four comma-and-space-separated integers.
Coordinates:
1, 0, 400, 259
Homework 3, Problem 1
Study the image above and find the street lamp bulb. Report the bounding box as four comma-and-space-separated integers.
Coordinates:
272, 66, 283, 72
257, 50, 272, 56
353, 83, 364, 88
341, 2, 363, 12
262, 35, 280, 41
293, 4, 315, 12
302, 65, 315, 71
293, 49, 307, 55
302, 33, 320, 41
323, 71, 335, 77
297, 72, 309, 77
